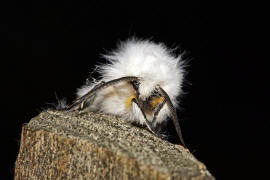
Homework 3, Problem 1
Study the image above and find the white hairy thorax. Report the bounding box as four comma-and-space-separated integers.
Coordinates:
77, 39, 185, 127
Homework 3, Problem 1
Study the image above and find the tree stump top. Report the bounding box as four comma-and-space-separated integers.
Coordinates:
15, 110, 214, 179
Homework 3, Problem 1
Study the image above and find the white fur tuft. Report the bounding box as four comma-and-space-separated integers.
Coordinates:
77, 39, 185, 126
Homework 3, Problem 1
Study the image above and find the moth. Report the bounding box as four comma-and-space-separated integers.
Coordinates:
65, 39, 187, 148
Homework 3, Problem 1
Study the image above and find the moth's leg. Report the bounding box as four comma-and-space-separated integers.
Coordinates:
156, 85, 187, 148
151, 97, 166, 125
131, 98, 166, 139
131, 98, 155, 134
65, 76, 139, 111
149, 98, 169, 140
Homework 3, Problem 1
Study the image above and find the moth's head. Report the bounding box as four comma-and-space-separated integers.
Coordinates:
131, 78, 161, 101
126, 79, 163, 112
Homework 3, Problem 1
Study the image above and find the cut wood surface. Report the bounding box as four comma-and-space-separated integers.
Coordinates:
15, 110, 215, 180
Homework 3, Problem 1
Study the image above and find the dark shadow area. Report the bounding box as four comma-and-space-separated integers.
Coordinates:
2, 1, 268, 179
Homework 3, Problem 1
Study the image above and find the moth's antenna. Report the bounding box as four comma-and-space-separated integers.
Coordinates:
157, 85, 187, 148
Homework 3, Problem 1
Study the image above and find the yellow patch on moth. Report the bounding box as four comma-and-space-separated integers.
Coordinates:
151, 97, 165, 108
125, 92, 136, 109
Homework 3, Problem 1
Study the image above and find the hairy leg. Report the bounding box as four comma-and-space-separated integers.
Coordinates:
151, 98, 166, 125
131, 98, 167, 140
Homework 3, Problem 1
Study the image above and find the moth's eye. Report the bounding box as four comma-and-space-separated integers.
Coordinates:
153, 86, 162, 96
131, 80, 140, 91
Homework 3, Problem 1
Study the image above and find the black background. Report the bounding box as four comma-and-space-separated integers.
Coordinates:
2, 1, 269, 179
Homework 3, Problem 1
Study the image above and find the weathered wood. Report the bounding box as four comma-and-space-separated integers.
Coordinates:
15, 110, 214, 180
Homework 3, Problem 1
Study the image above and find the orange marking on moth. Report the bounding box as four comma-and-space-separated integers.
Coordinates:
125, 92, 136, 109
151, 96, 165, 108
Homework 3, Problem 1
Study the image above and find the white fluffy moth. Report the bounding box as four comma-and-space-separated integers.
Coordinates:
64, 38, 187, 148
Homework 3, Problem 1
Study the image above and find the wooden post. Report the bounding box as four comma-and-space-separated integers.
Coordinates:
15, 110, 214, 180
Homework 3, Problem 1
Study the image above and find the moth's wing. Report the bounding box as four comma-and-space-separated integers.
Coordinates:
65, 89, 98, 111
65, 76, 139, 111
